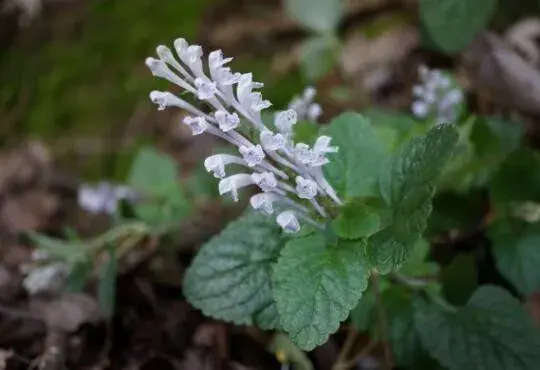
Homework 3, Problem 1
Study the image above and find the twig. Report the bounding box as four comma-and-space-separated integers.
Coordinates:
371, 270, 393, 370
332, 327, 359, 370
340, 340, 377, 370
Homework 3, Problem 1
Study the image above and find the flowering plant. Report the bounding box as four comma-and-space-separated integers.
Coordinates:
145, 38, 459, 350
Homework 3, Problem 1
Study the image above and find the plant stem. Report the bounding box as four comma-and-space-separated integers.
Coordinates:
340, 340, 377, 370
332, 327, 358, 370
371, 270, 393, 370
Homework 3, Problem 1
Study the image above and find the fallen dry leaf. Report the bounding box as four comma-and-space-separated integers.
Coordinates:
462, 32, 540, 116
340, 24, 418, 93
505, 18, 540, 66
0, 348, 13, 370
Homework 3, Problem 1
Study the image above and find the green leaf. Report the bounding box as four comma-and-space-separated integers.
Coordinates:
183, 211, 287, 330
134, 183, 190, 228
98, 245, 117, 319
489, 148, 540, 205
349, 286, 376, 332
285, 0, 343, 33
419, 0, 496, 53
415, 285, 540, 370
65, 260, 93, 293
369, 124, 459, 273
293, 120, 320, 144
398, 239, 438, 277
383, 287, 426, 367
323, 112, 389, 199
471, 116, 523, 159
273, 235, 370, 350
441, 254, 478, 305
26, 232, 87, 264
128, 146, 177, 192
331, 199, 380, 239
488, 218, 540, 294
299, 35, 338, 82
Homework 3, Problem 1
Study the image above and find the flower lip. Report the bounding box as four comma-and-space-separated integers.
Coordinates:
239, 144, 265, 167
295, 176, 318, 200
277, 210, 301, 233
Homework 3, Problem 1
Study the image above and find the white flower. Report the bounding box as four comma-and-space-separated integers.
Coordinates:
239, 144, 265, 167
195, 78, 218, 100
260, 130, 286, 151
251, 172, 277, 190
275, 109, 298, 134
214, 110, 240, 132
250, 92, 272, 112
250, 193, 277, 215
313, 136, 338, 155
237, 73, 264, 108
183, 116, 208, 135
145, 57, 193, 92
204, 154, 247, 178
277, 210, 301, 233
296, 176, 318, 199
218, 174, 255, 202
411, 65, 463, 124
307, 103, 323, 121
147, 38, 344, 231
78, 182, 137, 215
294, 143, 313, 165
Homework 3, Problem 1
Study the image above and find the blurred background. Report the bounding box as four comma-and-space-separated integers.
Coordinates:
2, 0, 540, 369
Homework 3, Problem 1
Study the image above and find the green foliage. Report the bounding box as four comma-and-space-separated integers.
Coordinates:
98, 245, 117, 319
368, 124, 458, 273
323, 112, 389, 199
489, 148, 540, 206
419, 0, 497, 53
299, 35, 340, 82
441, 254, 478, 305
183, 211, 287, 330
128, 147, 190, 227
415, 285, 540, 370
331, 199, 380, 239
273, 235, 370, 350
383, 287, 426, 367
26, 232, 88, 264
285, 0, 343, 34
488, 218, 540, 294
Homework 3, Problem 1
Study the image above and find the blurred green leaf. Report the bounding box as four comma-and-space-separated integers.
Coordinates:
26, 232, 87, 264
415, 285, 540, 370
98, 244, 117, 319
128, 146, 177, 192
65, 261, 94, 293
299, 35, 338, 82
488, 218, 540, 294
331, 199, 380, 239
285, 0, 343, 33
419, 0, 496, 53
398, 239, 439, 277
441, 254, 478, 305
489, 148, 540, 205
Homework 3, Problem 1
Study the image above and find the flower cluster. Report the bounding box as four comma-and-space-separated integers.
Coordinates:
411, 65, 464, 124
78, 182, 138, 215
146, 39, 342, 233
288, 86, 323, 123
